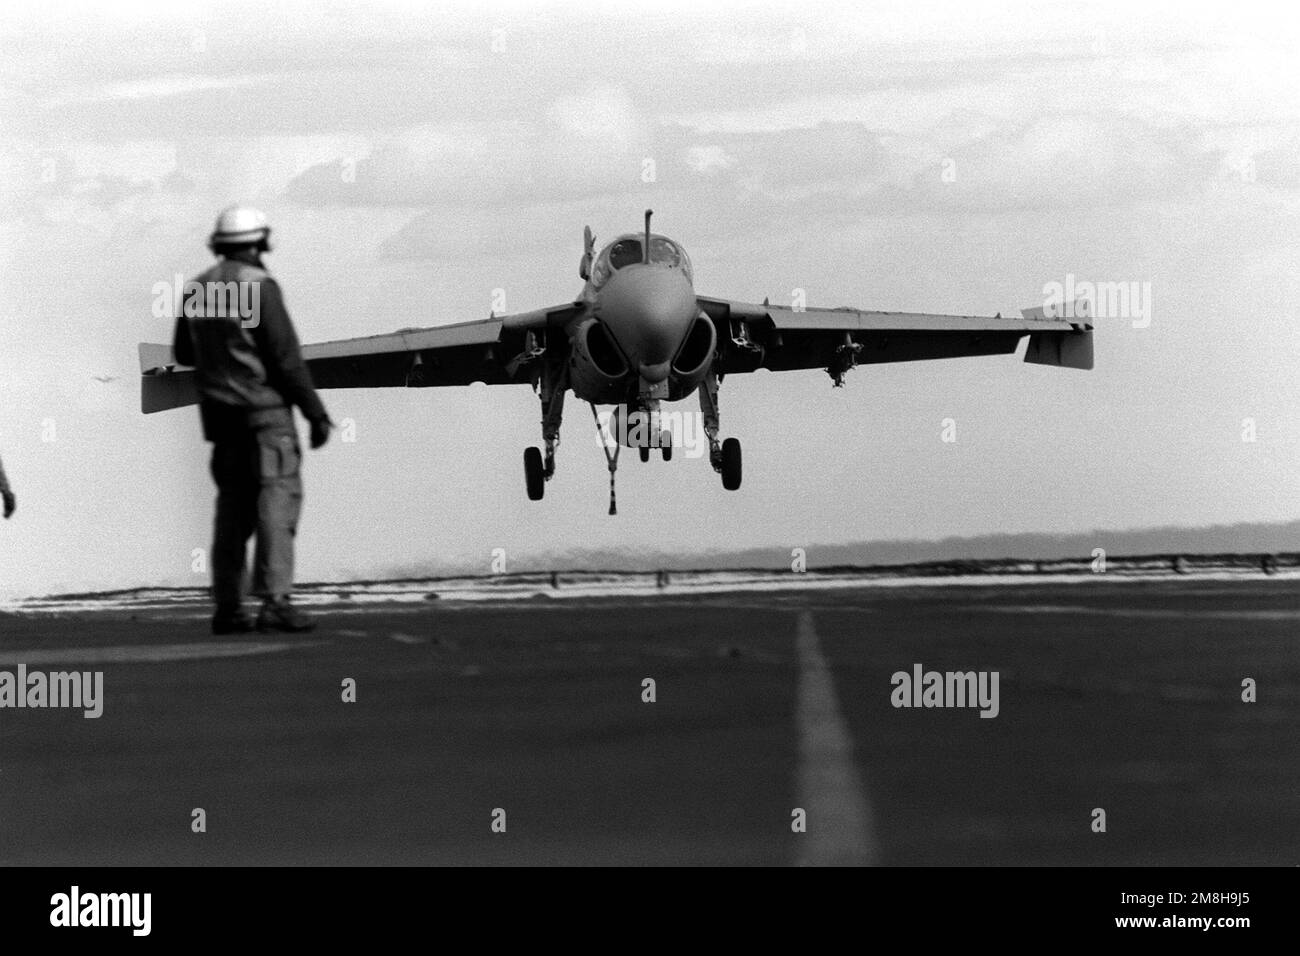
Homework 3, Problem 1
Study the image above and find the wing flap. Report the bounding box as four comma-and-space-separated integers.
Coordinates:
139, 342, 198, 413
141, 368, 199, 413
1024, 328, 1094, 370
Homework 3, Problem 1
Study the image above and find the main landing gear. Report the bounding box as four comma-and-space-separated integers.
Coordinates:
523, 440, 555, 501
699, 367, 741, 491
524, 344, 565, 502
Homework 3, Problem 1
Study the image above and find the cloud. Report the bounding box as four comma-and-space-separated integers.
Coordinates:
1250, 137, 1300, 189
891, 112, 1223, 212
43, 73, 271, 107
298, 110, 1229, 261
0, 139, 204, 228
546, 87, 644, 148
284, 87, 655, 211
684, 145, 736, 174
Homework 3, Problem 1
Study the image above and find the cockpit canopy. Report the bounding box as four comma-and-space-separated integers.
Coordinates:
591, 234, 693, 288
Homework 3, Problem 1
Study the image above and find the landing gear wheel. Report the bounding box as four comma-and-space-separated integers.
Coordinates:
661, 434, 672, 462
524, 446, 546, 500
639, 446, 650, 463
720, 437, 742, 490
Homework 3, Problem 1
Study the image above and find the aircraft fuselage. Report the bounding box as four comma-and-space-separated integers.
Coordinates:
561, 224, 717, 411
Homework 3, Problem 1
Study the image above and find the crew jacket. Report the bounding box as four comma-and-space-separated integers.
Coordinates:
172, 253, 327, 439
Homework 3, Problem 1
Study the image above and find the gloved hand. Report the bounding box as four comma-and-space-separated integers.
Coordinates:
309, 417, 333, 450
2, 490, 14, 519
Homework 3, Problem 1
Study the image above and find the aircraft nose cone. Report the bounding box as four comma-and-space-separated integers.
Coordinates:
597, 266, 696, 380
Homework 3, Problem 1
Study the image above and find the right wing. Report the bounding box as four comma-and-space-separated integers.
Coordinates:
696, 296, 1094, 378
140, 303, 583, 414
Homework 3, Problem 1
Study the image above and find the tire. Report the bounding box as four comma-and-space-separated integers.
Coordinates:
721, 437, 742, 490
639, 446, 650, 463
524, 446, 545, 500
660, 432, 672, 461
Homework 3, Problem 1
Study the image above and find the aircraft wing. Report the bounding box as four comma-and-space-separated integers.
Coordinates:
139, 304, 582, 414
696, 295, 1094, 379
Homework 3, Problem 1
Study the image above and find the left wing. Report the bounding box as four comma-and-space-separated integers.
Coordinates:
140, 303, 583, 413
696, 295, 1093, 381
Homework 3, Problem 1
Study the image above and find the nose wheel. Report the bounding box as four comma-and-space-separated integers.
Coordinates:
637, 428, 673, 464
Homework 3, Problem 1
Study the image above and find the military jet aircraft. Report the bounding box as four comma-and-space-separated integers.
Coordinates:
140, 210, 1093, 514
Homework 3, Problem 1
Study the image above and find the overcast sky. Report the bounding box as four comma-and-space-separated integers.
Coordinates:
1, 0, 1297, 599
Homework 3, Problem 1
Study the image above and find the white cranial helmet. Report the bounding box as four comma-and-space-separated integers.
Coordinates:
209, 205, 272, 250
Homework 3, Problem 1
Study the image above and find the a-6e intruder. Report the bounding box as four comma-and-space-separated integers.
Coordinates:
141, 210, 1093, 514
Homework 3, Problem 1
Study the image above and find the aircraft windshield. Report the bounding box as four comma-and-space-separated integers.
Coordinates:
591, 235, 693, 287
649, 237, 681, 267
608, 239, 642, 270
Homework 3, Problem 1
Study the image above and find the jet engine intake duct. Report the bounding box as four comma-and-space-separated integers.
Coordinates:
668, 314, 717, 400
570, 318, 631, 404
586, 319, 626, 378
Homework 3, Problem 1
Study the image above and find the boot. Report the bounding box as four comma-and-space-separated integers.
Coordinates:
212, 606, 254, 635
257, 597, 316, 633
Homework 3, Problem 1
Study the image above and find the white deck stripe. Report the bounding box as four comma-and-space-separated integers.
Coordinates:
794, 610, 878, 866
0, 641, 321, 665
